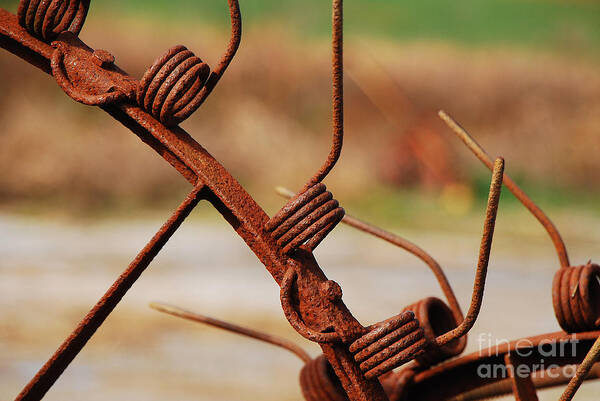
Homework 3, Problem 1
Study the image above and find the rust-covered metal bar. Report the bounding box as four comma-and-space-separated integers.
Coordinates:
16, 186, 205, 400
3, 1, 598, 401
0, 2, 390, 400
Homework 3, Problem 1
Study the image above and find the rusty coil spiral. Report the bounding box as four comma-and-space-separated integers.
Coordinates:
18, 0, 90, 41
401, 297, 466, 368
299, 355, 348, 401
553, 262, 600, 333
137, 45, 212, 126
266, 183, 345, 255
349, 311, 427, 380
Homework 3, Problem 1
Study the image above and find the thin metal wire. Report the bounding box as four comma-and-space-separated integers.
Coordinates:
438, 110, 570, 269
266, 0, 346, 256
559, 335, 600, 401
150, 302, 312, 363
434, 157, 504, 347
306, 0, 343, 188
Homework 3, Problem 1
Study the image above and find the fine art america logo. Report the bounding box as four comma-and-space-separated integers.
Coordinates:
477, 333, 580, 379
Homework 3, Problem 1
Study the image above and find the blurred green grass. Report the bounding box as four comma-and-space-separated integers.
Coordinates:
2, 0, 596, 54
1, 0, 599, 222
3, 1, 600, 48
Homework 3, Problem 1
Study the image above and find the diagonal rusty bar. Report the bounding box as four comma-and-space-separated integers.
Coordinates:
0, 6, 389, 401
16, 185, 205, 401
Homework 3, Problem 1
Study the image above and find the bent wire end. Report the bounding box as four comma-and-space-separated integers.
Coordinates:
434, 157, 504, 347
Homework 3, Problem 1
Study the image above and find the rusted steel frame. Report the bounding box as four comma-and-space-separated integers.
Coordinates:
559, 335, 600, 401
447, 363, 600, 401
438, 110, 570, 269
504, 353, 539, 401
403, 331, 600, 401
276, 186, 464, 329
149, 302, 312, 363
0, 8, 388, 401
15, 185, 205, 401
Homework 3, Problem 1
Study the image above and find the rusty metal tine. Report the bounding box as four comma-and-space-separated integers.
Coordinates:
306, 0, 343, 188
559, 335, 600, 401
195, 0, 241, 104
438, 110, 570, 269
16, 186, 205, 401
149, 302, 312, 363
434, 158, 504, 347
275, 186, 464, 325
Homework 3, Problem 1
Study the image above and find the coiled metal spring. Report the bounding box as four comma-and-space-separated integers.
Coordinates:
137, 45, 212, 126
349, 311, 427, 380
18, 0, 90, 41
300, 355, 348, 401
266, 183, 345, 255
553, 262, 600, 333
402, 297, 466, 368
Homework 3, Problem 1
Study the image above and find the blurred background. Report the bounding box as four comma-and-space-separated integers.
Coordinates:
0, 0, 599, 400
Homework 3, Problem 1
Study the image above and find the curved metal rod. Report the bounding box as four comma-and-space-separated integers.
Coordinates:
439, 110, 570, 269
193, 0, 242, 106
149, 302, 312, 363
433, 158, 504, 347
305, 0, 344, 188
559, 335, 600, 401
280, 268, 342, 344
275, 186, 464, 326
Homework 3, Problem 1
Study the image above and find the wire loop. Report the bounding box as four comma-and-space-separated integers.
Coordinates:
349, 311, 427, 379
280, 269, 342, 343
401, 297, 466, 368
266, 183, 345, 255
553, 262, 600, 333
18, 0, 90, 41
137, 0, 241, 126
300, 355, 348, 401
137, 45, 212, 126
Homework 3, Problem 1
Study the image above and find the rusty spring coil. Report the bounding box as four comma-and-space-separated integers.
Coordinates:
349, 311, 426, 380
402, 297, 466, 368
299, 355, 348, 401
137, 45, 212, 126
553, 262, 600, 333
18, 0, 90, 41
266, 183, 345, 255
